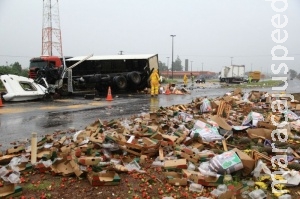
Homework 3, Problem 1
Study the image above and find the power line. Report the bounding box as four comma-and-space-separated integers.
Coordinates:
0, 55, 33, 58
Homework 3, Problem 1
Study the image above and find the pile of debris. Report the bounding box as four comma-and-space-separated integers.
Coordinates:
1, 89, 300, 199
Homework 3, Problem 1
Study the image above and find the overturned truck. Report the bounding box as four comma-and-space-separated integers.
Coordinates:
29, 54, 159, 95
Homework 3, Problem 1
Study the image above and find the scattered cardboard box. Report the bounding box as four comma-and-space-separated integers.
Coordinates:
87, 171, 120, 186
210, 115, 232, 130
247, 128, 273, 140
182, 169, 224, 187
164, 159, 187, 170
51, 160, 74, 176
0, 184, 22, 198
78, 157, 105, 166
232, 148, 255, 176
6, 145, 25, 154
164, 171, 187, 186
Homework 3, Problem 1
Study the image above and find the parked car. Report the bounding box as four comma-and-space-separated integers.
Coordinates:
196, 76, 205, 83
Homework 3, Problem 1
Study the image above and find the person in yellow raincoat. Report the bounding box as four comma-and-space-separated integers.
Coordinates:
183, 74, 188, 87
150, 69, 160, 97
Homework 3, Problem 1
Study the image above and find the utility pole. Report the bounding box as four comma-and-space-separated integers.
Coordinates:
170, 35, 176, 79
230, 57, 233, 65
119, 51, 123, 55
191, 61, 193, 74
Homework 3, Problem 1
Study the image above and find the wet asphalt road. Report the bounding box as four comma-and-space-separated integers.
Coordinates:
0, 79, 299, 150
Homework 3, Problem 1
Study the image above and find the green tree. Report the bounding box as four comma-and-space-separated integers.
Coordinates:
0, 62, 27, 77
173, 56, 183, 71
158, 61, 169, 71
0, 66, 12, 74
12, 62, 22, 73
20, 69, 29, 77
289, 69, 297, 79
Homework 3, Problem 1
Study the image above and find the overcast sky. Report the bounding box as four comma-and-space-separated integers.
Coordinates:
0, 0, 299, 73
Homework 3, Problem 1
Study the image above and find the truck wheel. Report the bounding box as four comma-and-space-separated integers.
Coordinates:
113, 76, 127, 90
127, 71, 141, 84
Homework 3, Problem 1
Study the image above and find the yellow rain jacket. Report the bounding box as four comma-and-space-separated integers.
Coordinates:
183, 74, 188, 86
150, 69, 160, 96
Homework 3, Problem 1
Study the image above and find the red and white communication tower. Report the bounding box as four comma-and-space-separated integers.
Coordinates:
41, 0, 63, 56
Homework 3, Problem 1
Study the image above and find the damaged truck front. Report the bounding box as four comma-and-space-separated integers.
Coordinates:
29, 54, 159, 95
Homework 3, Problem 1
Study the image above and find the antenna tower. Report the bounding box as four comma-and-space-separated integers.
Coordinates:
42, 0, 63, 56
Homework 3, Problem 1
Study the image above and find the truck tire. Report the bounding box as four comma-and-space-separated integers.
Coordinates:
113, 76, 127, 90
127, 71, 141, 84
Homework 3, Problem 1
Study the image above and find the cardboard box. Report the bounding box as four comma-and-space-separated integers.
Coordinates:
0, 184, 22, 198
175, 151, 199, 164
223, 96, 232, 103
89, 133, 105, 144
233, 88, 242, 96
37, 149, 52, 159
182, 169, 224, 187
163, 171, 187, 186
17, 162, 32, 172
164, 159, 187, 170
71, 162, 84, 178
210, 115, 232, 130
232, 148, 255, 176
0, 155, 16, 165
118, 137, 159, 156
51, 160, 74, 176
60, 145, 73, 154
0, 184, 15, 198
78, 156, 105, 166
87, 171, 120, 186
257, 121, 276, 130
247, 128, 272, 140
209, 150, 243, 174
6, 145, 25, 154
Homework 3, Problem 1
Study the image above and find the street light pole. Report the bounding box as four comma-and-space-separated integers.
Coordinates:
191, 61, 193, 74
230, 57, 233, 65
170, 35, 176, 80
166, 57, 169, 78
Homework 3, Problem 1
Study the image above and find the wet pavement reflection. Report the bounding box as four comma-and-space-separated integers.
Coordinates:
0, 80, 299, 150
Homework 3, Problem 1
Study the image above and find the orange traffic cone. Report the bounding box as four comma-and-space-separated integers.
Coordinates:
165, 87, 171, 95
0, 96, 3, 107
106, 86, 113, 101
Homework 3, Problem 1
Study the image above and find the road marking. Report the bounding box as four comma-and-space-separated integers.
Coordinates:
0, 108, 27, 114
